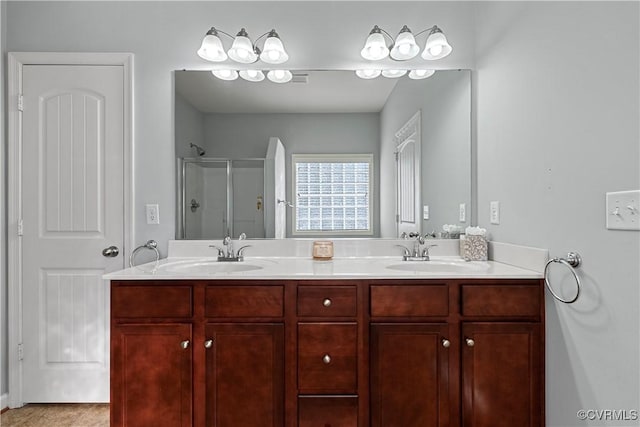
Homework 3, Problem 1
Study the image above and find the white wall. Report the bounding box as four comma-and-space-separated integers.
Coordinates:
203, 112, 381, 236
380, 70, 471, 237
474, 2, 639, 425
1, 0, 8, 403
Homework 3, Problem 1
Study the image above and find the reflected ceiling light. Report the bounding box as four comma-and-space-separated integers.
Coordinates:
197, 26, 289, 65
381, 69, 407, 78
267, 69, 293, 83
355, 69, 381, 79
211, 69, 239, 81
361, 24, 452, 61
239, 69, 266, 82
408, 69, 435, 80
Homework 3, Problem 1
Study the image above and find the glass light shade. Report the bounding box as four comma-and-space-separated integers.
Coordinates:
361, 32, 389, 61
260, 35, 289, 64
381, 69, 407, 78
211, 69, 239, 81
355, 69, 381, 79
390, 31, 419, 60
228, 35, 258, 63
267, 69, 293, 83
408, 69, 436, 80
239, 69, 265, 82
422, 31, 452, 60
197, 33, 227, 62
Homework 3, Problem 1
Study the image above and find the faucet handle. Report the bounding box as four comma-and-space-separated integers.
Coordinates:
395, 245, 411, 257
223, 236, 231, 246
422, 244, 438, 257
209, 245, 225, 257
236, 245, 251, 257
238, 233, 247, 240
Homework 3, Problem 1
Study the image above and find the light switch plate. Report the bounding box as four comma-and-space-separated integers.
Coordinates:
146, 204, 160, 225
490, 201, 500, 225
459, 203, 466, 222
423, 205, 429, 220
606, 190, 640, 230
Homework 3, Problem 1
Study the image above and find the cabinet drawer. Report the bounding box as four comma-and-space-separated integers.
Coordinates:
370, 285, 448, 317
112, 285, 192, 318
298, 323, 357, 393
298, 286, 357, 317
298, 396, 358, 427
461, 284, 541, 317
205, 286, 284, 318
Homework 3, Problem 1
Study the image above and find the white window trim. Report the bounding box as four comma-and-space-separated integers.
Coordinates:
291, 153, 374, 236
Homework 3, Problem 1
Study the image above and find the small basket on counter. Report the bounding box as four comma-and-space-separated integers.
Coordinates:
460, 227, 488, 261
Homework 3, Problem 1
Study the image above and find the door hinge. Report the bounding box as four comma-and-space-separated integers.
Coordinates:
18, 343, 24, 361
17, 94, 24, 112
17, 219, 24, 236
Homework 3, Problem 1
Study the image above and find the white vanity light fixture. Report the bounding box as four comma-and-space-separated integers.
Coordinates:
211, 69, 239, 81
239, 69, 266, 82
197, 26, 289, 65
361, 24, 452, 61
381, 69, 407, 78
408, 69, 435, 79
267, 69, 293, 83
355, 69, 382, 79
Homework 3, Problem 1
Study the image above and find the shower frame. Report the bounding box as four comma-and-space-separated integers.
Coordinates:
177, 157, 267, 239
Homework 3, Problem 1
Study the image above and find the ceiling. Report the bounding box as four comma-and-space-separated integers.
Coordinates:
175, 70, 399, 114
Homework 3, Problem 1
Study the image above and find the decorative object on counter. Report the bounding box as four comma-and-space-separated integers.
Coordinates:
461, 227, 488, 261
441, 224, 462, 239
312, 241, 334, 260
129, 240, 160, 268
544, 252, 582, 304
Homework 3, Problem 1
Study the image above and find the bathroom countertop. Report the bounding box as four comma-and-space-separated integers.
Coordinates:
103, 256, 543, 281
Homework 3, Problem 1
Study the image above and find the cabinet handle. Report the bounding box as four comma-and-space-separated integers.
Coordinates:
204, 339, 214, 349
322, 354, 332, 364
323, 298, 332, 307
465, 338, 475, 347
442, 339, 451, 348
180, 340, 190, 349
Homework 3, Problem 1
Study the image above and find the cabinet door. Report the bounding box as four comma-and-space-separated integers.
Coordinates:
462, 323, 542, 427
111, 323, 192, 427
370, 324, 450, 427
205, 323, 284, 427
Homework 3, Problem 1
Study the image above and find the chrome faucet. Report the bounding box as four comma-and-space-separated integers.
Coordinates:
209, 233, 250, 262
396, 233, 437, 261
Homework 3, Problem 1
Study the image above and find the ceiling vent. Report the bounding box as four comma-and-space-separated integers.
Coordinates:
291, 73, 309, 84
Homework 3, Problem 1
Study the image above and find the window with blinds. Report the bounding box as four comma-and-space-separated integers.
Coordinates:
292, 154, 373, 234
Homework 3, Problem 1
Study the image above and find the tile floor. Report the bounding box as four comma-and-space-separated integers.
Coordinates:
0, 404, 109, 427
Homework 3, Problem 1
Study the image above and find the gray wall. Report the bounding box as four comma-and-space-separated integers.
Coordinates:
380, 70, 471, 237
175, 91, 206, 159
474, 2, 639, 425
202, 112, 381, 236
1, 0, 7, 400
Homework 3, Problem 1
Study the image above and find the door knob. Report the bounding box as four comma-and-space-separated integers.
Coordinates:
465, 338, 475, 347
442, 339, 451, 348
102, 246, 119, 257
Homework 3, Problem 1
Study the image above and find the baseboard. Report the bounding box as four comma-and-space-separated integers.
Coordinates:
1, 393, 9, 413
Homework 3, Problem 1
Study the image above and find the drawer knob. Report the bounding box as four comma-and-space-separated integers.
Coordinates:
441, 339, 451, 348
465, 338, 475, 347
323, 298, 332, 307
180, 340, 190, 349
322, 354, 332, 364
204, 339, 214, 349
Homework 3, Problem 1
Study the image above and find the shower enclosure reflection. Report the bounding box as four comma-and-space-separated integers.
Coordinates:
177, 138, 286, 239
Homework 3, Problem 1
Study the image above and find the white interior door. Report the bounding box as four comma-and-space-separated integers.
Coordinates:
395, 111, 422, 237
21, 64, 125, 402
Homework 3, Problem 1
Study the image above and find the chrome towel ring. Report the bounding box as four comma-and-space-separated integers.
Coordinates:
129, 240, 160, 268
544, 252, 582, 304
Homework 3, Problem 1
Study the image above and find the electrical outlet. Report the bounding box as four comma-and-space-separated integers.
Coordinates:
146, 204, 160, 225
423, 205, 429, 220
490, 201, 500, 225
459, 203, 466, 222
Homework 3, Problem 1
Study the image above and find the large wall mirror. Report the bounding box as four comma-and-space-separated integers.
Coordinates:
175, 69, 471, 239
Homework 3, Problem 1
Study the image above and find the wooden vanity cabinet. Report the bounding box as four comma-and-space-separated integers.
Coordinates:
111, 278, 544, 427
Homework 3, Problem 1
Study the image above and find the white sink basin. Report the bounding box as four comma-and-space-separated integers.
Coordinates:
386, 260, 490, 273
159, 260, 264, 274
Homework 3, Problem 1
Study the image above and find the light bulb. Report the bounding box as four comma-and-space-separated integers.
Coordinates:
381, 69, 407, 78
399, 44, 410, 55
390, 27, 419, 60
355, 69, 381, 79
239, 69, 265, 82
212, 69, 239, 81
408, 69, 435, 80
361, 28, 389, 60
260, 31, 289, 64
422, 28, 452, 60
267, 69, 292, 83
247, 70, 258, 78
429, 45, 443, 57
275, 70, 284, 78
